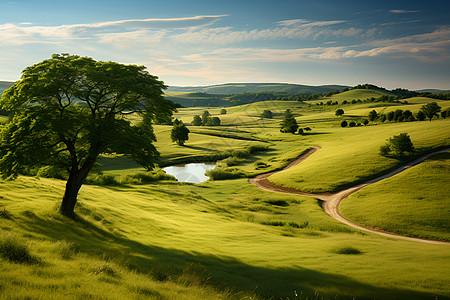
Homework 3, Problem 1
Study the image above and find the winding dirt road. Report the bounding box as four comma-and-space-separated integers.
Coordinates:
249, 146, 450, 245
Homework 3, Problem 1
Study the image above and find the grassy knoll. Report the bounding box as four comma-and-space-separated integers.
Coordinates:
340, 151, 450, 241
1, 177, 449, 299
268, 119, 450, 192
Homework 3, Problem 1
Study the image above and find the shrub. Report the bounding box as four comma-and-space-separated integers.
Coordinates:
379, 114, 387, 122
125, 170, 176, 184
416, 110, 426, 121
254, 161, 270, 169
288, 221, 308, 229
363, 119, 369, 126
36, 165, 67, 180
261, 221, 285, 226
220, 108, 227, 115
297, 128, 304, 135
0, 234, 37, 264
340, 120, 348, 127
205, 167, 245, 180
389, 133, 414, 155
335, 108, 344, 116
379, 144, 391, 156
265, 200, 289, 207
222, 156, 246, 167
332, 246, 362, 255
349, 121, 356, 127
248, 144, 271, 153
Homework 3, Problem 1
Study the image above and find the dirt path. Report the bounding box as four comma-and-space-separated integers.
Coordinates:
249, 147, 450, 245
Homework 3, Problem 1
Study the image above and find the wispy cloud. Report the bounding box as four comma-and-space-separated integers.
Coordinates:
389, 9, 420, 14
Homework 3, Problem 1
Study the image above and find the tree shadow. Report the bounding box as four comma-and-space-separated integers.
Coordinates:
15, 211, 443, 300
183, 145, 216, 152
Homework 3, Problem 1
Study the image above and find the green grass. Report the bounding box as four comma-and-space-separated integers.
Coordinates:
268, 119, 450, 192
340, 151, 450, 241
1, 177, 449, 299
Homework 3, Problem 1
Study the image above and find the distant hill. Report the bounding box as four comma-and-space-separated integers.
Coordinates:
0, 81, 14, 96
168, 83, 350, 95
416, 89, 450, 94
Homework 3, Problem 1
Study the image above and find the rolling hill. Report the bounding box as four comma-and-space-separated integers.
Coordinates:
168, 83, 350, 94
0, 81, 14, 96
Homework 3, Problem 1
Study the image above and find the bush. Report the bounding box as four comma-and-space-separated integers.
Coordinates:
125, 170, 176, 184
265, 200, 289, 207
0, 234, 37, 264
363, 119, 369, 126
248, 144, 271, 154
222, 156, 246, 167
340, 120, 348, 127
36, 165, 67, 180
349, 121, 356, 127
332, 246, 362, 255
254, 161, 270, 169
297, 128, 304, 135
335, 108, 344, 116
205, 167, 245, 180
379, 144, 391, 156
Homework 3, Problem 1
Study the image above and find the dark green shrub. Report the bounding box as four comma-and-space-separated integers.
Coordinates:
205, 167, 245, 180
379, 144, 391, 156
349, 121, 356, 127
265, 200, 289, 207
261, 221, 285, 226
340, 120, 348, 127
363, 119, 369, 126
0, 234, 37, 264
248, 144, 271, 153
36, 165, 67, 180
222, 156, 246, 167
125, 170, 176, 184
288, 221, 308, 229
332, 246, 362, 255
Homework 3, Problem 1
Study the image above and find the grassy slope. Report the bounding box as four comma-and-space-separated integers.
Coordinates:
1, 177, 449, 299
340, 151, 450, 241
2, 89, 450, 299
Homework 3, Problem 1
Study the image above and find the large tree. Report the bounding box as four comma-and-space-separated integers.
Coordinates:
420, 102, 441, 121
0, 54, 176, 216
171, 122, 190, 146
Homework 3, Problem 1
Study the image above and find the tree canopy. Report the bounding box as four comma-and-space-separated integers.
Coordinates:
171, 121, 190, 146
420, 102, 441, 121
280, 109, 298, 133
0, 54, 176, 216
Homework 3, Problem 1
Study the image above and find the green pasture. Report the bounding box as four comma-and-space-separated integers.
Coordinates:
1, 177, 449, 299
268, 119, 450, 192
340, 151, 450, 241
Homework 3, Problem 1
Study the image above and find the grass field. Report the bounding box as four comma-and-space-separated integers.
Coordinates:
1, 88, 449, 299
1, 177, 449, 299
340, 151, 450, 241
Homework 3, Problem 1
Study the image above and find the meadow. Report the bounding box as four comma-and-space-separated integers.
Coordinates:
1, 88, 449, 299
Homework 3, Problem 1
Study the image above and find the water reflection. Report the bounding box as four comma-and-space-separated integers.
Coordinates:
162, 163, 216, 184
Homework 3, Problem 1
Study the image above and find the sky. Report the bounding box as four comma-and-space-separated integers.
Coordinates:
1, 0, 449, 90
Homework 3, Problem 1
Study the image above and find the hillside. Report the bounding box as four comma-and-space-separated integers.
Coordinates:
168, 83, 349, 95
0, 81, 14, 96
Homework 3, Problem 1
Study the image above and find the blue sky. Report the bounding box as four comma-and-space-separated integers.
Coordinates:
1, 0, 449, 90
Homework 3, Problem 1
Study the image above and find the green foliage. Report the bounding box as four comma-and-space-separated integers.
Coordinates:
340, 120, 348, 127
201, 110, 211, 125
379, 144, 391, 156
368, 110, 378, 121
0, 54, 176, 216
363, 119, 369, 126
335, 108, 344, 116
205, 116, 221, 126
416, 110, 426, 121
171, 122, 190, 146
348, 121, 356, 127
220, 108, 227, 115
280, 109, 298, 133
332, 246, 362, 255
420, 102, 442, 121
191, 115, 202, 126
388, 133, 414, 156
261, 109, 273, 118
205, 167, 246, 180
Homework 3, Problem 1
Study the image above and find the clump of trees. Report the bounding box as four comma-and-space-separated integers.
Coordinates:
420, 102, 441, 121
170, 119, 190, 146
280, 109, 298, 133
335, 108, 344, 116
191, 110, 221, 126
366, 102, 445, 124
380, 133, 414, 156
0, 54, 176, 216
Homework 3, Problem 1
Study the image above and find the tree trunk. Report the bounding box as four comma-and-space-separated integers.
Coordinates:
60, 162, 94, 217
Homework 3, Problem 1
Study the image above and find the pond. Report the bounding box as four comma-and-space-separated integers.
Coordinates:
162, 163, 216, 184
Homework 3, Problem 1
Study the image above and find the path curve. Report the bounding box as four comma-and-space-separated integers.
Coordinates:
249, 146, 450, 245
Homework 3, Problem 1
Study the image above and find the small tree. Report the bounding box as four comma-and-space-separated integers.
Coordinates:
386, 133, 414, 156
192, 115, 202, 126
220, 108, 227, 115
416, 110, 426, 121
297, 128, 304, 135
420, 102, 442, 121
201, 110, 211, 125
335, 108, 344, 116
340, 120, 348, 127
280, 109, 298, 133
206, 116, 221, 126
171, 122, 190, 146
368, 110, 378, 121
261, 110, 273, 119
363, 119, 369, 126
349, 121, 356, 127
